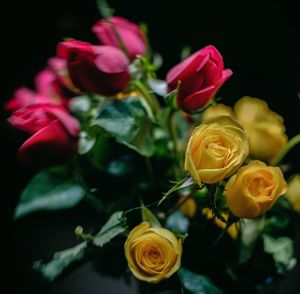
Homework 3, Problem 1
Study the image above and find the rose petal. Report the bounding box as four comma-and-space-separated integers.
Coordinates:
18, 120, 77, 164
182, 85, 216, 111
45, 106, 80, 136
93, 45, 129, 73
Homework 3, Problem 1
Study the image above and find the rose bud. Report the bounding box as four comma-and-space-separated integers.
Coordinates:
5, 87, 55, 113
166, 45, 232, 112
124, 222, 182, 283
225, 160, 287, 218
234, 96, 288, 162
185, 116, 249, 185
57, 40, 130, 96
92, 16, 146, 60
8, 104, 80, 164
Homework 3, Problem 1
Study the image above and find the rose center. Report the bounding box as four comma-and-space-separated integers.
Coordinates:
248, 176, 273, 196
143, 245, 164, 267
206, 142, 229, 158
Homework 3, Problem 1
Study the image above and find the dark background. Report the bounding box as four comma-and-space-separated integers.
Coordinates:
1, 0, 299, 293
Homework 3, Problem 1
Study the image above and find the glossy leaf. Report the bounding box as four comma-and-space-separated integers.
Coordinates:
34, 242, 87, 281
148, 78, 167, 96
263, 234, 296, 272
14, 166, 85, 219
239, 217, 265, 264
93, 211, 127, 247
178, 268, 223, 294
141, 206, 161, 227
92, 98, 154, 157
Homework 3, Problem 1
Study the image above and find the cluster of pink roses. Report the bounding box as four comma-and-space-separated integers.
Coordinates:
5, 16, 232, 164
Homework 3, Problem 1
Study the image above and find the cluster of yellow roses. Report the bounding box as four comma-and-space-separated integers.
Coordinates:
124, 96, 293, 284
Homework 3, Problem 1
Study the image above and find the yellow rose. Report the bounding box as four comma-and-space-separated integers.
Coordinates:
285, 175, 300, 213
124, 222, 182, 283
234, 96, 287, 162
201, 104, 234, 122
224, 160, 287, 218
185, 116, 249, 184
202, 208, 239, 239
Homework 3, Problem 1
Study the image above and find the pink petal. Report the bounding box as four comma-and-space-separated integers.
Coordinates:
93, 45, 129, 73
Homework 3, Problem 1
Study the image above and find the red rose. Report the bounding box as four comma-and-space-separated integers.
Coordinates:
92, 16, 146, 60
57, 40, 130, 96
5, 88, 54, 112
166, 45, 233, 112
8, 104, 80, 164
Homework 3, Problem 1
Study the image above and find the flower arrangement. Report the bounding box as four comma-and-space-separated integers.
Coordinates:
5, 1, 300, 293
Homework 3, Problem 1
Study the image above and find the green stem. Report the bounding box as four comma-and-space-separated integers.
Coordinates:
168, 110, 182, 174
132, 80, 161, 119
270, 134, 300, 166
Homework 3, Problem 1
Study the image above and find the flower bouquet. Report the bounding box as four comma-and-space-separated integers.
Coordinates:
5, 1, 300, 293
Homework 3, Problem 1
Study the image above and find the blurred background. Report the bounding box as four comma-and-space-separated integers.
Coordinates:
1, 0, 299, 293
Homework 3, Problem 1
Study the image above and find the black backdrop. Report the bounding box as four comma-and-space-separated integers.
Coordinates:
1, 0, 300, 293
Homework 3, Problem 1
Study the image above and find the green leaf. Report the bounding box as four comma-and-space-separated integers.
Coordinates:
69, 95, 91, 116
14, 166, 85, 219
263, 234, 296, 273
96, 0, 114, 18
78, 131, 96, 155
178, 268, 223, 294
34, 242, 87, 281
141, 206, 161, 227
164, 88, 178, 108
86, 133, 111, 171
106, 155, 134, 177
91, 98, 154, 157
239, 217, 265, 264
93, 211, 127, 247
157, 107, 172, 131
148, 78, 167, 96
181, 46, 192, 60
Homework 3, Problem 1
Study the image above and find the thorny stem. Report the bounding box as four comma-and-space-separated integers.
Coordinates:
132, 80, 161, 119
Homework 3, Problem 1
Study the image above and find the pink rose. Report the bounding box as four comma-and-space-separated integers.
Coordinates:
5, 88, 54, 112
8, 104, 80, 164
166, 45, 233, 112
92, 16, 146, 60
35, 68, 71, 105
57, 40, 130, 96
